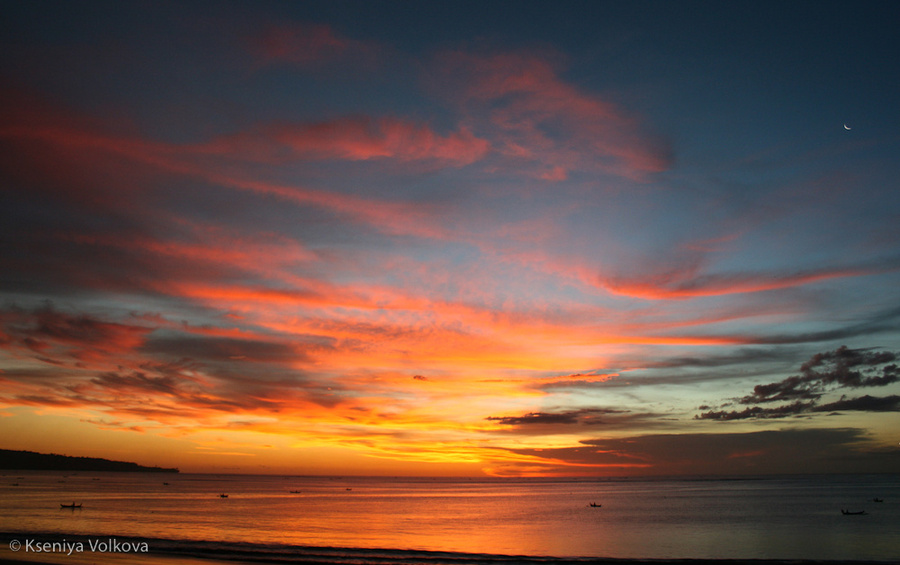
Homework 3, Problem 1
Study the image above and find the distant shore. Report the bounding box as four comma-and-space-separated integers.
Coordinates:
0, 450, 178, 474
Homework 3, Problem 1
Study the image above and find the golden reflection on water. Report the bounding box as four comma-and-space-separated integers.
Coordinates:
1, 473, 899, 560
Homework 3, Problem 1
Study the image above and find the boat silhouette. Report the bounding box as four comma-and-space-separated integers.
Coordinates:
60, 502, 82, 509
841, 509, 867, 515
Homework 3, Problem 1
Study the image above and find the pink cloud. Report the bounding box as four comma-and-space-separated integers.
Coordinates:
249, 23, 376, 67
599, 264, 886, 300
204, 116, 490, 166
429, 50, 672, 180
0, 92, 467, 241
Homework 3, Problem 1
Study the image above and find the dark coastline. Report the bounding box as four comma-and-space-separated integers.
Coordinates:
0, 450, 178, 474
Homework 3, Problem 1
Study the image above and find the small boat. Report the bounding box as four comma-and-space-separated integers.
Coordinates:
60, 503, 82, 509
289, 490, 302, 493
841, 509, 867, 515
588, 502, 601, 508
872, 498, 883, 503
219, 494, 229, 498
163, 482, 169, 486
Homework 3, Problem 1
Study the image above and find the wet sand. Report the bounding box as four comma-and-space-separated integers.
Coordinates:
1, 552, 895, 565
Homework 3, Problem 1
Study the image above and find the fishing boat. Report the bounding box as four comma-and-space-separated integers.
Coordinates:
219, 494, 229, 498
60, 502, 82, 509
588, 502, 601, 508
872, 498, 883, 502
841, 509, 866, 515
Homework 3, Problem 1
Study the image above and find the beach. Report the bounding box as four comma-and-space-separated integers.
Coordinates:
1, 530, 897, 565
2, 545, 897, 565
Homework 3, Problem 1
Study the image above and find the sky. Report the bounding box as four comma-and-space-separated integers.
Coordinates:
1, 0, 899, 477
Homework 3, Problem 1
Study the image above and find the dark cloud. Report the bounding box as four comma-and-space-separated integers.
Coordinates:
639, 348, 792, 370
543, 339, 900, 398
0, 303, 151, 363
538, 371, 720, 391
487, 411, 579, 426
0, 304, 347, 419
486, 407, 627, 426
498, 428, 899, 476
801, 347, 897, 385
740, 374, 819, 404
697, 346, 900, 421
741, 304, 900, 345
816, 394, 900, 413
9, 394, 81, 407
0, 217, 259, 302
696, 401, 815, 421
91, 371, 182, 395
1, 303, 148, 346
142, 334, 308, 364
538, 349, 803, 393
741, 346, 897, 403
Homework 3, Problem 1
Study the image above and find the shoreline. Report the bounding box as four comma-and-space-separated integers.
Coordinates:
2, 538, 897, 565
3, 531, 898, 565
4, 556, 898, 565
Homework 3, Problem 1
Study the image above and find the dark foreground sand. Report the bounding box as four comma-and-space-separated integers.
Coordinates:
1, 534, 892, 565
1, 552, 895, 565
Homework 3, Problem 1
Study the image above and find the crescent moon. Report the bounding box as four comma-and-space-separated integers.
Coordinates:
843, 124, 852, 130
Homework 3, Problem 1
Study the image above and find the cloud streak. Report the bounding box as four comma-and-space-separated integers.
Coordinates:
598, 263, 898, 300
200, 117, 490, 167
697, 346, 900, 421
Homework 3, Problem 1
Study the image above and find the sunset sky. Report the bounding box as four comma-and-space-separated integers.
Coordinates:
2, 0, 899, 476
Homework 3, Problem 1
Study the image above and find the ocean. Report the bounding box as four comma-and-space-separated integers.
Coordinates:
1, 472, 898, 562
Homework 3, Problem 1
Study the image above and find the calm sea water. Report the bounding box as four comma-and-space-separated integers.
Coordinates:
1, 472, 898, 561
